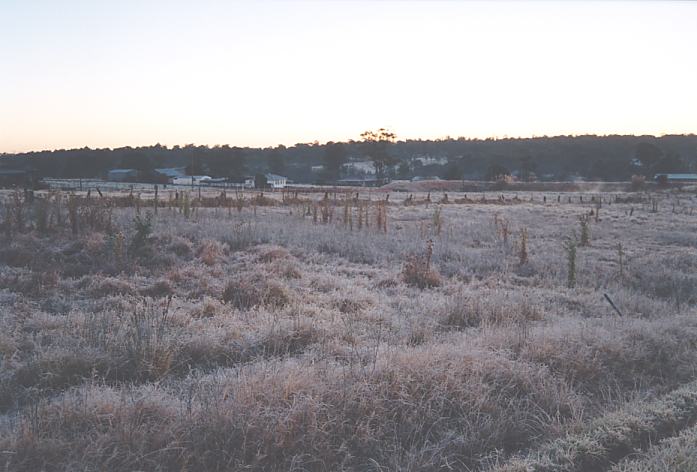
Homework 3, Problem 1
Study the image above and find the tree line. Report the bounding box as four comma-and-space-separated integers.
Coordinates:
1, 134, 695, 183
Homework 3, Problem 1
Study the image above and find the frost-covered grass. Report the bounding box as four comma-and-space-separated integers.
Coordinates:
1, 189, 696, 471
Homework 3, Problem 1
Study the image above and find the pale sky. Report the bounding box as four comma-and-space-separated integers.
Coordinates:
1, 1, 696, 153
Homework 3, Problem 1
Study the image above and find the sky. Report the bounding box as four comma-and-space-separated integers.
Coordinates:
1, 0, 696, 153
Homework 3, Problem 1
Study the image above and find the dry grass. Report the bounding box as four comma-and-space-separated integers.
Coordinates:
1, 187, 697, 471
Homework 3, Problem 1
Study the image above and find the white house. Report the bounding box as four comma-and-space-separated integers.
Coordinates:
265, 173, 287, 189
155, 167, 187, 183
172, 175, 212, 186
654, 173, 697, 183
342, 161, 376, 175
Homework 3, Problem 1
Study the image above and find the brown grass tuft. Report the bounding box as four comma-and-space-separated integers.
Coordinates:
258, 245, 291, 263
402, 254, 442, 289
197, 239, 224, 266
90, 277, 136, 298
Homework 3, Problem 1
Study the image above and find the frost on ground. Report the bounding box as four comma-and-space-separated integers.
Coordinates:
0, 188, 696, 471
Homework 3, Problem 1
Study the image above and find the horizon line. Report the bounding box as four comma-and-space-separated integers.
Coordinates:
3, 131, 697, 156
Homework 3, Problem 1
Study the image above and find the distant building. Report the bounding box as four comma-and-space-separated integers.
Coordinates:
654, 173, 697, 183
413, 155, 448, 166
107, 169, 139, 182
265, 174, 287, 189
172, 175, 212, 185
155, 167, 187, 182
342, 161, 376, 175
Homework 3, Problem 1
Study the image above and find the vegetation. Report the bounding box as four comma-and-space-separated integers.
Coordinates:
2, 134, 696, 183
1, 186, 697, 471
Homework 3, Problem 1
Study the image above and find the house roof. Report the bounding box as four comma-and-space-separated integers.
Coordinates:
108, 168, 137, 174
155, 167, 187, 178
265, 173, 287, 180
655, 173, 697, 180
174, 175, 211, 180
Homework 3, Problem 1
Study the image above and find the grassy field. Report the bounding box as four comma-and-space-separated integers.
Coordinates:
1, 187, 696, 471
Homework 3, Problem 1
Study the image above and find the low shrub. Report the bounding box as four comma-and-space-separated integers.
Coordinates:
402, 255, 442, 289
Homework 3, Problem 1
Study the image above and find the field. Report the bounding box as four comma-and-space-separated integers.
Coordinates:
1, 187, 697, 471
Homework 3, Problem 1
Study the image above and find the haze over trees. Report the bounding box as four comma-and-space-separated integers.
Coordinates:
1, 134, 696, 182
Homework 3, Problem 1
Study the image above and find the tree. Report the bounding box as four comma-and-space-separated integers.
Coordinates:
120, 151, 154, 172
519, 155, 536, 182
360, 128, 398, 180
254, 173, 268, 189
206, 146, 247, 180
185, 148, 208, 176
64, 150, 103, 178
485, 163, 510, 181
397, 161, 411, 179
654, 151, 687, 174
443, 156, 465, 180
267, 147, 285, 175
323, 142, 347, 181
635, 142, 663, 176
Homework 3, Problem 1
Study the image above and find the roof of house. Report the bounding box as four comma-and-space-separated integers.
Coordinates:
265, 173, 287, 181
173, 175, 211, 180
155, 167, 187, 178
655, 173, 697, 180
0, 169, 29, 176
108, 168, 137, 174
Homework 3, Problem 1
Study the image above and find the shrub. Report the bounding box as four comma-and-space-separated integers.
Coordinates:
264, 281, 291, 308
518, 227, 528, 265
402, 240, 442, 289
579, 214, 590, 246
630, 174, 646, 190
167, 237, 193, 257
403, 257, 442, 288
129, 212, 153, 257
258, 245, 290, 263
197, 239, 223, 266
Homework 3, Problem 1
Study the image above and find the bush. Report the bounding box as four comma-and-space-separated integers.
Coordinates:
630, 174, 646, 190
258, 245, 290, 263
128, 212, 153, 257
197, 239, 224, 266
402, 255, 442, 289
